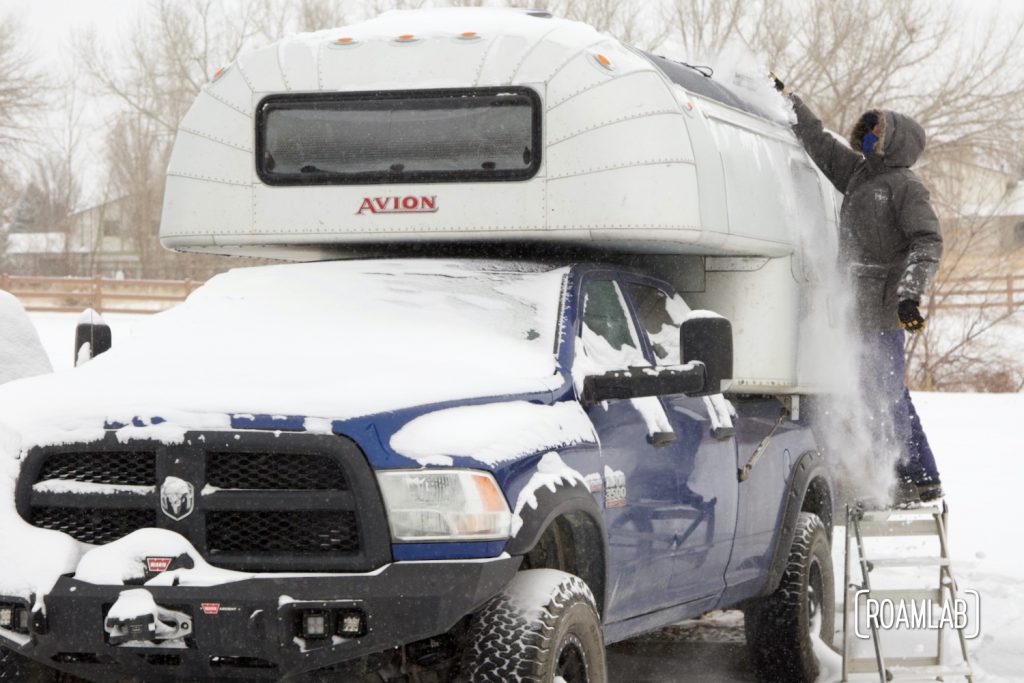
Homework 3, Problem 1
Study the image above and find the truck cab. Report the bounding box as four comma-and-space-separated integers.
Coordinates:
0, 258, 833, 682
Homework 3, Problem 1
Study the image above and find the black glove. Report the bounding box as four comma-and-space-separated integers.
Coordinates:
898, 299, 926, 332
769, 72, 785, 93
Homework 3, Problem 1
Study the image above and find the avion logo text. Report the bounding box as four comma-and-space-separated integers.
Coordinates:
356, 195, 438, 215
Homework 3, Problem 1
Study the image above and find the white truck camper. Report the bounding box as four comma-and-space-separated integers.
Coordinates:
160, 7, 842, 394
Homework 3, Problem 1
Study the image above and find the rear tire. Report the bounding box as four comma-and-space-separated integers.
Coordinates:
458, 568, 606, 683
744, 512, 834, 683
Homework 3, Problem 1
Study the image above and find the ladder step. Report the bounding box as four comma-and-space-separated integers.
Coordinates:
888, 664, 973, 679
846, 657, 970, 675
864, 556, 950, 568
852, 588, 944, 603
857, 519, 940, 537
857, 505, 944, 522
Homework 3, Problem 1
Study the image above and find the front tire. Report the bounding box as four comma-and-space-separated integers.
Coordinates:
1, 646, 77, 682
744, 512, 835, 683
458, 568, 606, 683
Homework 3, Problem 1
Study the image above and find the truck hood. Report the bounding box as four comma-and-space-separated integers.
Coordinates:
0, 260, 569, 454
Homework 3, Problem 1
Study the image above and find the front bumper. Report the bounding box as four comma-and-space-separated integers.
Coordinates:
3, 556, 519, 682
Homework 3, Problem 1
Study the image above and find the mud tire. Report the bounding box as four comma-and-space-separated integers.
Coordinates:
744, 511, 835, 683
0, 646, 78, 682
458, 568, 606, 683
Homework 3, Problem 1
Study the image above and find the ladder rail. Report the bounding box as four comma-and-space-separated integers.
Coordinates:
842, 506, 853, 683
852, 508, 888, 683
841, 502, 974, 683
935, 503, 975, 683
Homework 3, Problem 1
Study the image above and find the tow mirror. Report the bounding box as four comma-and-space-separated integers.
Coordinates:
681, 314, 733, 396
75, 309, 112, 366
581, 364, 705, 404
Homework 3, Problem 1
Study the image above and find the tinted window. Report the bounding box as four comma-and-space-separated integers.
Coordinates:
626, 283, 690, 366
580, 280, 646, 371
257, 88, 541, 185
641, 52, 773, 120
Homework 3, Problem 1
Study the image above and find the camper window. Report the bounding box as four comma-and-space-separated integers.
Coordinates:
256, 87, 541, 186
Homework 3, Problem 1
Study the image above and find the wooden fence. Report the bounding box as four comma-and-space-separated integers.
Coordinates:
926, 274, 1023, 315
2, 272, 1022, 316
1, 274, 201, 314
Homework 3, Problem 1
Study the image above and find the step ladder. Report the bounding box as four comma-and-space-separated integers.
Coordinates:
841, 502, 974, 682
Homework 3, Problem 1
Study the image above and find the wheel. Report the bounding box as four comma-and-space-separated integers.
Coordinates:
744, 512, 835, 683
458, 568, 606, 683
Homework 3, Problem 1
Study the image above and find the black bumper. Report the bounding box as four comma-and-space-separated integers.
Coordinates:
5, 557, 519, 682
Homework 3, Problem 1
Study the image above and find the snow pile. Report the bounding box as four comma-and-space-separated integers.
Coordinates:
75, 529, 249, 587
694, 44, 797, 126
0, 290, 52, 386
0, 445, 84, 602
0, 260, 568, 453
390, 401, 597, 467
510, 452, 590, 537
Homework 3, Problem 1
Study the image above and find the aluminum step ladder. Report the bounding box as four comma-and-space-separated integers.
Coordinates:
841, 502, 974, 682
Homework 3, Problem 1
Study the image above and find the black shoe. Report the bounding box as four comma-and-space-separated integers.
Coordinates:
893, 476, 921, 505
916, 482, 944, 502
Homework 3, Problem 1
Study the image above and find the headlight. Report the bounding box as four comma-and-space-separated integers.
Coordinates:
376, 470, 512, 542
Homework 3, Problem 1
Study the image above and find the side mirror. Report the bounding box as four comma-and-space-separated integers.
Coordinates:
681, 313, 733, 396
75, 309, 112, 366
582, 364, 705, 404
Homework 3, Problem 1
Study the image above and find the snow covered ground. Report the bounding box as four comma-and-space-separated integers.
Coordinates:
25, 312, 1024, 681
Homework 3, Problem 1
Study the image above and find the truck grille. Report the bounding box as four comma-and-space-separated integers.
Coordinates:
206, 451, 348, 490
18, 432, 390, 573
207, 510, 359, 554
30, 507, 158, 545
39, 451, 156, 486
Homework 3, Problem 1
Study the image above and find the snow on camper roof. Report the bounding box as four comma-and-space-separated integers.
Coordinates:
641, 53, 777, 121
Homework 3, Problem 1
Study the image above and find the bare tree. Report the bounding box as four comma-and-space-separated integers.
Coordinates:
294, 0, 348, 32
662, 0, 746, 60
0, 12, 41, 261
660, 0, 1024, 169
905, 184, 1023, 392
0, 15, 38, 163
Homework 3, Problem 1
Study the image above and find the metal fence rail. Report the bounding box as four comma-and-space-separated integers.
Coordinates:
2, 272, 1022, 316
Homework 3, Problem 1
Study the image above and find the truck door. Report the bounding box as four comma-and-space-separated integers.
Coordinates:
620, 279, 738, 610
575, 274, 732, 623
575, 275, 679, 621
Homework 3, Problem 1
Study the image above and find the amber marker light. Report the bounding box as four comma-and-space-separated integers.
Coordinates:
593, 53, 614, 71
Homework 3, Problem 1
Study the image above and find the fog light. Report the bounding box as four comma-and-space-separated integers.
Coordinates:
14, 607, 29, 634
0, 606, 12, 629
301, 611, 329, 639
336, 610, 366, 638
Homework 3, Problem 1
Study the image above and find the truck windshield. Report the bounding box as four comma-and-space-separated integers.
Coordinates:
257, 88, 541, 185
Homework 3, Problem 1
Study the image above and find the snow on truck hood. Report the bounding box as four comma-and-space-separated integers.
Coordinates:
0, 259, 568, 452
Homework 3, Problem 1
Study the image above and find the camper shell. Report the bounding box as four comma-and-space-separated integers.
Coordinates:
160, 7, 841, 394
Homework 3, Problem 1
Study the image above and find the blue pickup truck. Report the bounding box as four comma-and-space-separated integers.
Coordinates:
0, 258, 834, 682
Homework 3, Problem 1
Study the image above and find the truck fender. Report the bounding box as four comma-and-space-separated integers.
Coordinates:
504, 479, 609, 615
754, 449, 833, 598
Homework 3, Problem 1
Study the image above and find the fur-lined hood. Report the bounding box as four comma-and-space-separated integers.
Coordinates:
849, 109, 927, 168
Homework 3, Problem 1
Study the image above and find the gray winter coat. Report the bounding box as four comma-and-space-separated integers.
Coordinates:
790, 95, 943, 331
